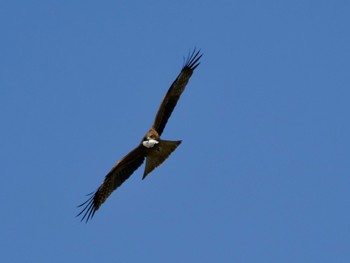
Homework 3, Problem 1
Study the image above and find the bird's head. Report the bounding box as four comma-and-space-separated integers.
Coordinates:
142, 128, 160, 148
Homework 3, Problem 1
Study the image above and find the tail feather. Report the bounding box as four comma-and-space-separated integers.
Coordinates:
143, 140, 181, 179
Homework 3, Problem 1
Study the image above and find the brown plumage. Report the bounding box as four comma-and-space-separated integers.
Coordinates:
77, 49, 202, 222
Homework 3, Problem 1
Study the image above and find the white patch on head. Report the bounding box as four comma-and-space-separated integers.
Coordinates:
142, 138, 159, 148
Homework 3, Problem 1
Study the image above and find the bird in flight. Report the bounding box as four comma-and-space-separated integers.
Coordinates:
77, 49, 202, 222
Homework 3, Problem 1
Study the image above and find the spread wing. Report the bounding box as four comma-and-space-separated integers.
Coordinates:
77, 145, 146, 222
152, 49, 202, 136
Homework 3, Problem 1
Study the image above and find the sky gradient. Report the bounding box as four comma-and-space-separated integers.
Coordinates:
1, 1, 350, 262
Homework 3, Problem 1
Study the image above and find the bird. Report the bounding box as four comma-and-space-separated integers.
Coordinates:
77, 49, 202, 222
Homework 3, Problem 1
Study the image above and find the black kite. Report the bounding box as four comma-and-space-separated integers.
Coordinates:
77, 49, 202, 222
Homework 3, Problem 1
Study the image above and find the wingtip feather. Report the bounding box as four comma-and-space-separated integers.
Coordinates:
183, 48, 203, 71
76, 192, 97, 223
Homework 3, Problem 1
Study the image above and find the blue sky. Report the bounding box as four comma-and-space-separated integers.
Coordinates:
1, 0, 350, 262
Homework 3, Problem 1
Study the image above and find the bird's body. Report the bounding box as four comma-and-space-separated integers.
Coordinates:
77, 49, 202, 222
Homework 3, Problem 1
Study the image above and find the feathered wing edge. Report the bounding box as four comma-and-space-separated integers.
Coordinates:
76, 192, 96, 223
152, 48, 203, 135
77, 145, 146, 223
183, 48, 202, 71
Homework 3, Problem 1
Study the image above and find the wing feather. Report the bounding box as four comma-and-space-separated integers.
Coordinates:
152, 49, 202, 135
77, 145, 146, 222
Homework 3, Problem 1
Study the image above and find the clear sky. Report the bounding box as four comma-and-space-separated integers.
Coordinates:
1, 0, 349, 262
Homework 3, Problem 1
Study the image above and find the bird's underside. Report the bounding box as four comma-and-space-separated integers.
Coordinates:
77, 49, 202, 222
